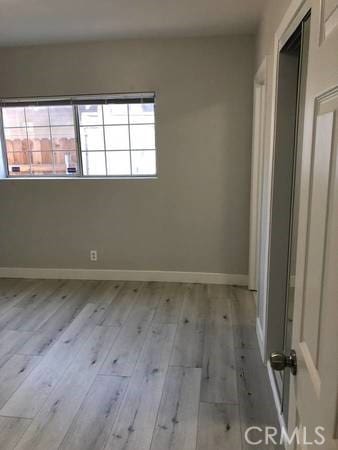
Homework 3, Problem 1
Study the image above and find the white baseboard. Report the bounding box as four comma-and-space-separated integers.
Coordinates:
0, 267, 248, 286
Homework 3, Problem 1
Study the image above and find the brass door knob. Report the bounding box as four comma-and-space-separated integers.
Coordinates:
270, 349, 297, 376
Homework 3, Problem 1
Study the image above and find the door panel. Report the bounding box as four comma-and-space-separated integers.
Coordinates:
289, 1, 338, 447
295, 90, 338, 448
301, 107, 335, 364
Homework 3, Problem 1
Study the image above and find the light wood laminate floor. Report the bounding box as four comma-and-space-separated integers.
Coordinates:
0, 279, 282, 450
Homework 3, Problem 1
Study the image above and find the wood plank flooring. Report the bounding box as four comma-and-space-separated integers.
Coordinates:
0, 279, 281, 450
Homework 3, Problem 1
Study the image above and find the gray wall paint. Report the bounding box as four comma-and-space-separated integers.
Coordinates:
0, 36, 254, 273
255, 0, 292, 69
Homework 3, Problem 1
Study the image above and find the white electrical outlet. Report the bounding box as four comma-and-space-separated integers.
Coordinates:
90, 250, 98, 262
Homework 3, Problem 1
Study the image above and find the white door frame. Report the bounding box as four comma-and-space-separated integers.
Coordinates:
257, 0, 310, 358
255, 0, 337, 445
248, 58, 268, 293
257, 0, 310, 424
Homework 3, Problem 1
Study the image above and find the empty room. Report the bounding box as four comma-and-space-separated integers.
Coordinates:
0, 0, 337, 449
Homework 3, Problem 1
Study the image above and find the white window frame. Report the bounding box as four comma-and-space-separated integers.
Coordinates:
0, 92, 157, 179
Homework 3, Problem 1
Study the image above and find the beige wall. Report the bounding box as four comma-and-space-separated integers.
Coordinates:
0, 35, 254, 274
256, 0, 292, 69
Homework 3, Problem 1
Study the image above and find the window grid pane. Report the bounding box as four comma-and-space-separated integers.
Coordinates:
131, 150, 156, 176
101, 106, 108, 177
1, 99, 156, 177
2, 105, 79, 177
77, 102, 156, 177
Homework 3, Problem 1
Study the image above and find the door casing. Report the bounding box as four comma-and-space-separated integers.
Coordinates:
257, 0, 338, 447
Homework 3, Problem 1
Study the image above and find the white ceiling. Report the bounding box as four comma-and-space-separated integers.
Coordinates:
0, 0, 266, 46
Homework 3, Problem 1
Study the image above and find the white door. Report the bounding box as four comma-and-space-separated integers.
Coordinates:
288, 1, 338, 448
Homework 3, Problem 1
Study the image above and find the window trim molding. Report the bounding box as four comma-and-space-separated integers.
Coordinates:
0, 92, 157, 179
0, 92, 155, 107
0, 107, 9, 178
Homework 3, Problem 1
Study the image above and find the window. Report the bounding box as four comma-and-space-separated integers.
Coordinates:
2, 105, 78, 176
0, 93, 156, 178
